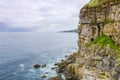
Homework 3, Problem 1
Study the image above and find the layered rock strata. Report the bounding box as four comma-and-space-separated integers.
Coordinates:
57, 0, 120, 80
78, 0, 120, 48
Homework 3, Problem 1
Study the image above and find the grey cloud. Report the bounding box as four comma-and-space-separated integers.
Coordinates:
0, 0, 89, 32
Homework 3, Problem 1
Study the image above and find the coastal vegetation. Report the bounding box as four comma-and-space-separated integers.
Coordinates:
85, 0, 120, 8
91, 35, 120, 58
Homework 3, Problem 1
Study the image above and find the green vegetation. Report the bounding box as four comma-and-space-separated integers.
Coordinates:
92, 35, 115, 48
85, 0, 102, 7
91, 35, 120, 58
85, 0, 120, 8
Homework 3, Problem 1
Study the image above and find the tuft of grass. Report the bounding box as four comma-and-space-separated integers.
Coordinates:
92, 35, 115, 48
90, 34, 120, 58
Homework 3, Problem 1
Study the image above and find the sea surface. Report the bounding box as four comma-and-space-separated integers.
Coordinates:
0, 32, 77, 80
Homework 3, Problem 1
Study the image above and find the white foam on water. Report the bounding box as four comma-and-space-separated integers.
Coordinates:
19, 64, 25, 71
28, 69, 34, 73
61, 73, 66, 80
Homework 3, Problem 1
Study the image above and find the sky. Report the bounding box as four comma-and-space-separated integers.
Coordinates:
0, 0, 89, 32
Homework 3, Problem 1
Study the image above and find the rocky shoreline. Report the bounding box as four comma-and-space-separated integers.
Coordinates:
56, 45, 120, 80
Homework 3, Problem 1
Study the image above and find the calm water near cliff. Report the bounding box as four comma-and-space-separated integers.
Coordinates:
0, 32, 77, 80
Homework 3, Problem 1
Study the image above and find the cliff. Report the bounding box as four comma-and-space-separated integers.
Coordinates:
56, 0, 120, 80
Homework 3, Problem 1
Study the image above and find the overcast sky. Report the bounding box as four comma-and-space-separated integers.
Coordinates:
0, 0, 89, 32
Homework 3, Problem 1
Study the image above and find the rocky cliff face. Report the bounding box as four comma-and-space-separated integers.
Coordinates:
57, 0, 120, 80
78, 0, 120, 48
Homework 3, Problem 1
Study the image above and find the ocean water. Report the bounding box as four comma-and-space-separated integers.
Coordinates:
0, 32, 77, 80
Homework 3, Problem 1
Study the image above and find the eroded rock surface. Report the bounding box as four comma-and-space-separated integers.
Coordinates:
57, 0, 120, 80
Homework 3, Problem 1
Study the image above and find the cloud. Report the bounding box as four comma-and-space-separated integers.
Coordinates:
0, 0, 89, 32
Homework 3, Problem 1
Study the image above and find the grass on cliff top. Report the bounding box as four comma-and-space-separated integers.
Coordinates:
91, 35, 120, 58
85, 0, 119, 8
85, 0, 102, 7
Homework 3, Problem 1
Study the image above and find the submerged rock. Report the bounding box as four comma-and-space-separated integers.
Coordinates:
45, 72, 49, 74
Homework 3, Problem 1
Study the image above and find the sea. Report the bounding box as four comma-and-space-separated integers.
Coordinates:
0, 32, 78, 80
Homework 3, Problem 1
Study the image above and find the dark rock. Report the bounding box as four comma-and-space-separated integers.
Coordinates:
51, 67, 57, 70
33, 64, 41, 69
54, 63, 58, 66
45, 72, 49, 74
61, 59, 64, 61
42, 64, 46, 68
65, 55, 68, 58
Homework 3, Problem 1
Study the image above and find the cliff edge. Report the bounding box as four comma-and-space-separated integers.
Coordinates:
57, 0, 120, 80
